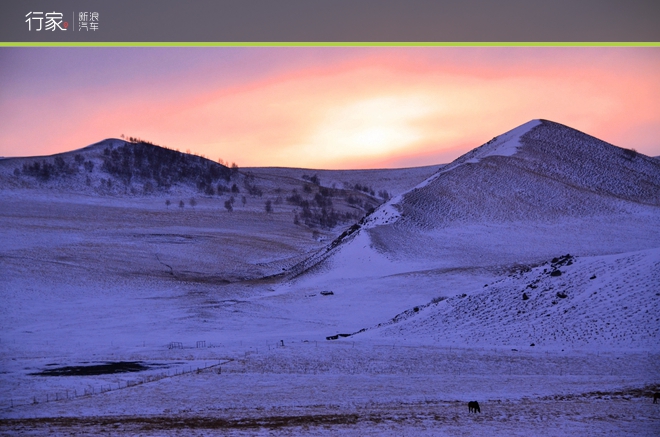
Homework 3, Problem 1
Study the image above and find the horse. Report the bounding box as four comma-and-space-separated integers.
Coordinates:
468, 401, 481, 413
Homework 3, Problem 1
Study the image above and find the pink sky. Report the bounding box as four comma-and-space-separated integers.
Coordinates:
1, 47, 658, 169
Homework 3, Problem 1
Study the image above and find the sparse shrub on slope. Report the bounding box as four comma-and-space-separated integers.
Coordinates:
623, 147, 638, 161
302, 174, 320, 185
243, 173, 263, 197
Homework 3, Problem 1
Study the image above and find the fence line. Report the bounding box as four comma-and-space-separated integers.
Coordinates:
3, 359, 233, 411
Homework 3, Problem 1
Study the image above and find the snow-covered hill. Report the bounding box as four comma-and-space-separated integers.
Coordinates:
285, 120, 660, 351
305, 119, 660, 274
390, 119, 659, 230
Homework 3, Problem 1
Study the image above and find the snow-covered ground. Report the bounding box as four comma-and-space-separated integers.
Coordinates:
2, 120, 659, 435
2, 341, 659, 436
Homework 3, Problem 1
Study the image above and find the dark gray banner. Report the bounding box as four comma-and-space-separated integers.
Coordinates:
2, 0, 659, 42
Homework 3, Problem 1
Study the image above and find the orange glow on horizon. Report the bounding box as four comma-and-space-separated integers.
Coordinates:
1, 48, 658, 169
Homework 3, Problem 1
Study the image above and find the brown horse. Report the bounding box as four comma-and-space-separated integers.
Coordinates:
468, 401, 481, 413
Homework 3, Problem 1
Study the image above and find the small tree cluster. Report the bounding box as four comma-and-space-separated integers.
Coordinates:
314, 192, 332, 208
123, 135, 155, 145
230, 163, 239, 178
287, 190, 307, 207
347, 195, 362, 206
378, 189, 391, 201
295, 206, 357, 229
243, 173, 263, 196
353, 183, 375, 196
20, 157, 81, 181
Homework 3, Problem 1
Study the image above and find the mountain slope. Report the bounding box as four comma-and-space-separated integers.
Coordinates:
292, 119, 660, 278
356, 249, 660, 350
364, 120, 660, 258
373, 119, 659, 230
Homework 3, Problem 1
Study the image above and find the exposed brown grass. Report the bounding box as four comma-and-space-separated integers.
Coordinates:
1, 413, 361, 432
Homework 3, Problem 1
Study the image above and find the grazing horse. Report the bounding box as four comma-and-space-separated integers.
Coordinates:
654, 393, 660, 404
468, 401, 481, 413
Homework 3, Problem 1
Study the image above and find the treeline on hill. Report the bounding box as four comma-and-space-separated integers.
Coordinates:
101, 142, 237, 192
16, 140, 240, 195
17, 155, 94, 181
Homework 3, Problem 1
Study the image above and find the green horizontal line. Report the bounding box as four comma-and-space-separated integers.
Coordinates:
1, 42, 659, 47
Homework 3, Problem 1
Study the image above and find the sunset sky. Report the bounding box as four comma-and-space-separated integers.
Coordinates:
1, 47, 658, 169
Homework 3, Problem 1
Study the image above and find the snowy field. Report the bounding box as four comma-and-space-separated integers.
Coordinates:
2, 121, 660, 435
2, 339, 659, 436
1, 192, 658, 436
